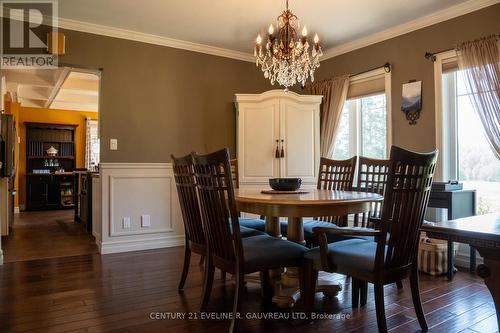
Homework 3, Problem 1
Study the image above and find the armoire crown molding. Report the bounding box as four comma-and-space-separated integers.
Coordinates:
235, 89, 323, 103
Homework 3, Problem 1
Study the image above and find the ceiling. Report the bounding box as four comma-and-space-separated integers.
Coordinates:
3, 68, 99, 112
57, 0, 477, 54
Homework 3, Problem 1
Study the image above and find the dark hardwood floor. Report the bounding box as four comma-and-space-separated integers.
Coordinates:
0, 243, 497, 333
1, 210, 97, 263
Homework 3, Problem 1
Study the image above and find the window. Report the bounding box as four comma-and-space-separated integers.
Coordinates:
441, 70, 500, 214
85, 119, 100, 171
333, 93, 388, 160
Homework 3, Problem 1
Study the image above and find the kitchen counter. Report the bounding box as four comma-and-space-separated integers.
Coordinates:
26, 172, 74, 176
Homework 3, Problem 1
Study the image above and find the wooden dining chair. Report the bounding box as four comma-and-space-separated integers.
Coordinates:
354, 157, 391, 228
230, 158, 267, 232
303, 146, 438, 332
281, 156, 357, 247
192, 149, 307, 333
355, 156, 404, 291
316, 156, 357, 225
171, 154, 265, 291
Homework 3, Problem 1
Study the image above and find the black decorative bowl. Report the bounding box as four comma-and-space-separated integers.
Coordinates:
269, 178, 302, 191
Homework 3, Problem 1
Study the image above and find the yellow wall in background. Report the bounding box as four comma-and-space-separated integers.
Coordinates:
7, 103, 98, 208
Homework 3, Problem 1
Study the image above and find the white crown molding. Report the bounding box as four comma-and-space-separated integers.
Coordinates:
2, 0, 497, 63
1, 9, 254, 62
57, 17, 255, 62
321, 0, 500, 60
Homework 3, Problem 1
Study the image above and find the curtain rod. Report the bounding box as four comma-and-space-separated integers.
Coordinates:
350, 62, 392, 77
424, 49, 453, 62
425, 34, 500, 62
302, 62, 391, 89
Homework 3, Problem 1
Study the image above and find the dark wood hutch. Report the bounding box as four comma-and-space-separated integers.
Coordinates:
25, 122, 77, 211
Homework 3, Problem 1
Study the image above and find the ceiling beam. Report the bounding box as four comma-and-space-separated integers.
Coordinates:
44, 68, 70, 108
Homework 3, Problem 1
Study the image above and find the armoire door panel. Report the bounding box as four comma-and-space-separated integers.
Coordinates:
237, 101, 279, 183
235, 90, 322, 186
279, 99, 319, 184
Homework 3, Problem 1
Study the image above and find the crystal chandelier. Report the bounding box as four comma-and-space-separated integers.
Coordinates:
254, 0, 323, 90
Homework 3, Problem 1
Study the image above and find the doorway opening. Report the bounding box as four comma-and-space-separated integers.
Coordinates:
0, 66, 101, 263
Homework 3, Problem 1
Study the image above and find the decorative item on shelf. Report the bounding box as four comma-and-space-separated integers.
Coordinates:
254, 0, 322, 90
46, 146, 58, 156
401, 80, 422, 125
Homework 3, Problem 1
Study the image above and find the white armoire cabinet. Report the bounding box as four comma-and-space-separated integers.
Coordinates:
234, 90, 322, 186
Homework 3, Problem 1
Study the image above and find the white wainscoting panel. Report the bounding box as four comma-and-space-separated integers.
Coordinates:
98, 163, 184, 254
92, 176, 102, 241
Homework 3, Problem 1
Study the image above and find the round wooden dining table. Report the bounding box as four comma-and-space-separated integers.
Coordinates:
235, 188, 384, 307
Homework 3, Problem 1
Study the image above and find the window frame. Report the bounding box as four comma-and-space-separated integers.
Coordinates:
334, 67, 392, 159
434, 50, 460, 181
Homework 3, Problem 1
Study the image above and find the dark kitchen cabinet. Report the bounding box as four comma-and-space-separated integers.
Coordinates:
25, 123, 77, 211
26, 174, 76, 211
27, 176, 49, 210
47, 177, 61, 208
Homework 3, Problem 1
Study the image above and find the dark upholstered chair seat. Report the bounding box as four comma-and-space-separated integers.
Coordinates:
239, 226, 266, 238
281, 219, 358, 246
305, 239, 386, 272
228, 219, 266, 237
243, 235, 307, 273
238, 218, 266, 231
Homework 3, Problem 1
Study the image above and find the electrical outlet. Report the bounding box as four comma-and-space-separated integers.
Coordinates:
141, 215, 151, 228
110, 138, 118, 150
122, 217, 131, 229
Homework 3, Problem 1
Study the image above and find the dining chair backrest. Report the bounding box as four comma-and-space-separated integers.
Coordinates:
376, 146, 438, 271
355, 157, 391, 227
316, 156, 357, 226
171, 154, 205, 249
192, 149, 243, 269
230, 159, 239, 189
317, 156, 357, 191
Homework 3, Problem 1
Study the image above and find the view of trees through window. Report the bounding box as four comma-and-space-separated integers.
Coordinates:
333, 94, 387, 160
455, 71, 500, 214
361, 95, 387, 159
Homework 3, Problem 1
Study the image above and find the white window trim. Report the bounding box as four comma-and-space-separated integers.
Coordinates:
347, 67, 392, 158
434, 50, 458, 181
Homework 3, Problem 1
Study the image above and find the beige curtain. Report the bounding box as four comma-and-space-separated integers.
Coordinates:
306, 76, 350, 157
456, 35, 500, 159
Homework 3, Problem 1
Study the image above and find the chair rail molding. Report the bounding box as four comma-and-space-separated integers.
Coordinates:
98, 163, 184, 254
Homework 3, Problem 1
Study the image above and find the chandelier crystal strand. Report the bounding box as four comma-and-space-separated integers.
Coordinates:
254, 0, 322, 90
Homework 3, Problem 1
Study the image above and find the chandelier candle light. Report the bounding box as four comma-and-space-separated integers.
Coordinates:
254, 0, 322, 90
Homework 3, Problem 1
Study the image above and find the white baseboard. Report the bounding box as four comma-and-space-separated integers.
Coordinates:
98, 235, 185, 254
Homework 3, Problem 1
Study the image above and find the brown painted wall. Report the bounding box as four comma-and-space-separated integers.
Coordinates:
314, 4, 500, 153
5, 5, 498, 163
58, 30, 272, 162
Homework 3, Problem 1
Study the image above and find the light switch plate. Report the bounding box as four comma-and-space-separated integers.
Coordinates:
141, 215, 151, 227
122, 217, 131, 229
110, 138, 118, 150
